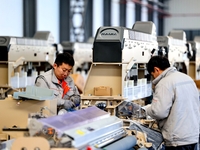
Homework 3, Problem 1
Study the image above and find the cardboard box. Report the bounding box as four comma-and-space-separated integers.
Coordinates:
94, 86, 112, 96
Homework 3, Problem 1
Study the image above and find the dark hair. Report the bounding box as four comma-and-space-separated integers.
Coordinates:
147, 56, 170, 74
55, 52, 75, 67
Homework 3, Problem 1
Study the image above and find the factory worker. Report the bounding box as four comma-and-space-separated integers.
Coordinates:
143, 56, 200, 150
35, 53, 80, 114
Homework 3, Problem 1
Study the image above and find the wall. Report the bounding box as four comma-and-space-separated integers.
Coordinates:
37, 0, 59, 43
0, 0, 156, 42
92, 0, 103, 37
164, 0, 200, 36
0, 0, 59, 42
126, 1, 135, 28
0, 0, 23, 36
92, 0, 149, 37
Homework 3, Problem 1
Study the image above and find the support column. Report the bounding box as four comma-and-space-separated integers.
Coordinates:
23, 0, 37, 37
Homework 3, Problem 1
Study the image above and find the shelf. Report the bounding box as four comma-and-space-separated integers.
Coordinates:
81, 95, 124, 100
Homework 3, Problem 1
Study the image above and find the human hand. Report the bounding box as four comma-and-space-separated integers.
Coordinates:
57, 109, 67, 115
63, 100, 75, 110
141, 104, 151, 111
70, 96, 80, 107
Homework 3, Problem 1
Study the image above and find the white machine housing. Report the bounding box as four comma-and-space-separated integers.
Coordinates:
188, 36, 200, 79
157, 30, 190, 74
0, 31, 61, 88
26, 106, 133, 149
61, 41, 93, 75
82, 21, 158, 109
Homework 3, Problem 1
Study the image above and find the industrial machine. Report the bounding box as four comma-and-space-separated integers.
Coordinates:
14, 106, 137, 150
0, 31, 62, 89
0, 86, 57, 143
157, 30, 192, 74
0, 106, 139, 150
0, 23, 162, 149
0, 32, 60, 145
81, 21, 158, 115
61, 41, 93, 77
188, 36, 200, 80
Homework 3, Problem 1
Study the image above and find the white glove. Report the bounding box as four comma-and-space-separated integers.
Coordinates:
141, 104, 152, 119
64, 100, 76, 110
141, 104, 151, 111
58, 109, 67, 115
70, 96, 80, 107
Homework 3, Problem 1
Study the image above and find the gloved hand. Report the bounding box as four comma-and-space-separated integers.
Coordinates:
141, 104, 151, 111
57, 109, 67, 115
70, 96, 80, 107
141, 104, 153, 120
63, 100, 75, 110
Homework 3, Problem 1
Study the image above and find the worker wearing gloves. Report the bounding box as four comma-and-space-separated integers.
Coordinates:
143, 56, 200, 150
35, 53, 80, 114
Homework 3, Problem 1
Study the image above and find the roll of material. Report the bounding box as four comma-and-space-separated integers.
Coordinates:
103, 135, 137, 150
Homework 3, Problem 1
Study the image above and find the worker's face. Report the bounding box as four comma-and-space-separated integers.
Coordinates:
53, 63, 73, 80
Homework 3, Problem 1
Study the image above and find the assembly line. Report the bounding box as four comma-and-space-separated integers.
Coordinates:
0, 21, 199, 150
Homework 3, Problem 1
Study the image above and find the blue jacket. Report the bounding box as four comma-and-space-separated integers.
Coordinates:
146, 67, 200, 146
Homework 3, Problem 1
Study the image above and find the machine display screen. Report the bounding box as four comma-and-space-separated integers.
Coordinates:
0, 46, 8, 61
93, 42, 122, 63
